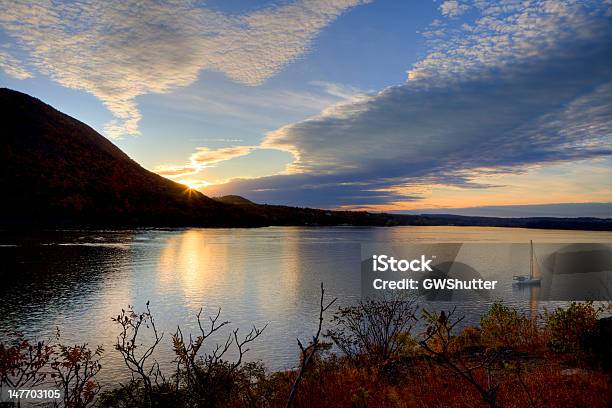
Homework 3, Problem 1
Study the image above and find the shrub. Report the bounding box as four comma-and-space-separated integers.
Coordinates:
0, 332, 53, 391
97, 379, 179, 408
101, 302, 267, 408
0, 331, 103, 408
171, 307, 267, 407
325, 295, 418, 363
544, 301, 600, 355
456, 325, 483, 350
112, 302, 164, 407
50, 342, 103, 408
479, 302, 540, 350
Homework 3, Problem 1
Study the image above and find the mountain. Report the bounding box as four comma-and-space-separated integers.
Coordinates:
0, 88, 256, 227
1, 88, 610, 230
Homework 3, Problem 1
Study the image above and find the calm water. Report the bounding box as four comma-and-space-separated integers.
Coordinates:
1, 226, 611, 386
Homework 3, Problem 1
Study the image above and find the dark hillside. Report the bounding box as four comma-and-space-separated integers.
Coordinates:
0, 88, 253, 227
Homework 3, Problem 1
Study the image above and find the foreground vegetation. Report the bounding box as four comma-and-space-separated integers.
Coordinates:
1, 288, 610, 407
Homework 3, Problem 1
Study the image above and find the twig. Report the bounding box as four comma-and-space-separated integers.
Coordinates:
285, 282, 337, 408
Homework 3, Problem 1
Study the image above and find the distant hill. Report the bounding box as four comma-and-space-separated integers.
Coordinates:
214, 195, 257, 206
1, 88, 610, 230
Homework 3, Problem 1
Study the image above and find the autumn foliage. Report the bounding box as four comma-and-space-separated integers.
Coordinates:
0, 300, 610, 407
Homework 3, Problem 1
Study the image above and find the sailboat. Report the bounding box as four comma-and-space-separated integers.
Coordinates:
513, 240, 541, 285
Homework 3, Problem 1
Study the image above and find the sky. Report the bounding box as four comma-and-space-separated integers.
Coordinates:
1, 0, 611, 217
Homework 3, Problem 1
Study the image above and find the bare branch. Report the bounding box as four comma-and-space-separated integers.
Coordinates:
285, 282, 337, 408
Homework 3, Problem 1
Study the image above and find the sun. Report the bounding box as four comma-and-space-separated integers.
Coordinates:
181, 179, 209, 190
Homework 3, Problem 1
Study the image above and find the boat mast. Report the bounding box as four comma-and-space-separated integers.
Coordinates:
530, 240, 533, 279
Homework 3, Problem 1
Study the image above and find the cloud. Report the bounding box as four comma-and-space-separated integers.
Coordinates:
152, 79, 368, 183
158, 79, 366, 129
0, 0, 370, 138
191, 146, 256, 167
208, 0, 612, 208
410, 0, 610, 83
0, 50, 32, 79
156, 145, 256, 178
309, 80, 368, 100
205, 172, 415, 207
439, 1, 470, 17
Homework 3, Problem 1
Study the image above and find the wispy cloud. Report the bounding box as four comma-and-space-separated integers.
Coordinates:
207, 0, 612, 208
155, 145, 256, 179
159, 79, 366, 128
0, 0, 370, 138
